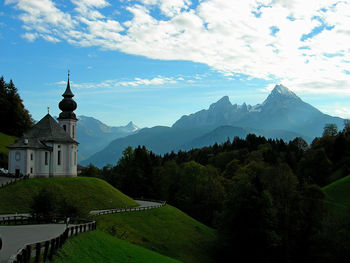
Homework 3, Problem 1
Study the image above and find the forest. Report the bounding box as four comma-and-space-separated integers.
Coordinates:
81, 124, 350, 263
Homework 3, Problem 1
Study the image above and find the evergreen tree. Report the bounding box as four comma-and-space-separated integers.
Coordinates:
0, 76, 33, 136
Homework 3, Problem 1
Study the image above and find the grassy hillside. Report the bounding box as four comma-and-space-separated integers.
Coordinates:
53, 230, 180, 263
96, 205, 217, 263
0, 177, 138, 214
323, 174, 350, 209
0, 132, 16, 155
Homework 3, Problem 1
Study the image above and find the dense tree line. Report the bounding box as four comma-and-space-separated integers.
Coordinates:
0, 76, 33, 137
81, 123, 350, 262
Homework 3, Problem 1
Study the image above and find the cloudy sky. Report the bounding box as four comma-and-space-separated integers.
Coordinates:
1, 0, 350, 127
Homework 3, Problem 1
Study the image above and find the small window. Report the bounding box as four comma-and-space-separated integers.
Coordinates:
72, 125, 75, 138
58, 145, 61, 149
30, 167, 33, 173
74, 151, 77, 165
58, 150, 61, 165
45, 152, 48, 165
15, 152, 21, 161
30, 153, 33, 161
63, 125, 66, 131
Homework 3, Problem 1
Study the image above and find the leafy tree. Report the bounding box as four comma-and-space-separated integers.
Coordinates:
57, 198, 81, 218
218, 172, 280, 263
323, 123, 338, 137
30, 188, 57, 220
79, 163, 101, 178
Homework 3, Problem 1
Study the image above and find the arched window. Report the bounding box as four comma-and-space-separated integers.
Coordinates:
63, 125, 67, 131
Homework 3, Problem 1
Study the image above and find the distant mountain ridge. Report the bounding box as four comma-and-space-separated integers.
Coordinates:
77, 116, 139, 161
173, 84, 343, 138
81, 84, 344, 167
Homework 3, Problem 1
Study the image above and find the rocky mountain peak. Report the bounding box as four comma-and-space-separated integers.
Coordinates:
263, 84, 300, 105
125, 121, 139, 131
209, 96, 232, 111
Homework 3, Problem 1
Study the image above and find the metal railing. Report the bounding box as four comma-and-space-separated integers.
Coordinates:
7, 218, 97, 263
90, 199, 166, 216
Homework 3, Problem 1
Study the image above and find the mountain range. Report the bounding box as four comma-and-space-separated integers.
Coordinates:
80, 84, 345, 168
77, 116, 139, 161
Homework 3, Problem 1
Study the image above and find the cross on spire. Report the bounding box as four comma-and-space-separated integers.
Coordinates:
68, 69, 70, 79
47, 106, 50, 114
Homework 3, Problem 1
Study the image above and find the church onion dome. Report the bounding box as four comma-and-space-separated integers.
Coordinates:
58, 71, 77, 120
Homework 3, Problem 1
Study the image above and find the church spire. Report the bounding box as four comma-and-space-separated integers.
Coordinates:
58, 70, 77, 120
62, 70, 74, 98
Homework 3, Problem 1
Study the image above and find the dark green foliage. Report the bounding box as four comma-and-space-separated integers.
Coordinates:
30, 188, 82, 219
0, 76, 34, 136
323, 123, 338, 137
30, 188, 57, 219
79, 130, 350, 262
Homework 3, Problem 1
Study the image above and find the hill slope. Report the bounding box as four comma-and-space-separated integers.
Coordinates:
0, 177, 138, 214
323, 174, 350, 209
0, 132, 16, 155
53, 230, 180, 263
81, 126, 212, 167
96, 205, 217, 263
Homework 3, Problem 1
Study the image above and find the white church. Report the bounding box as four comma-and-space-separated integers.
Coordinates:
8, 73, 79, 177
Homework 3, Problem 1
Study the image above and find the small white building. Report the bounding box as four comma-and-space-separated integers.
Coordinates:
8, 73, 79, 177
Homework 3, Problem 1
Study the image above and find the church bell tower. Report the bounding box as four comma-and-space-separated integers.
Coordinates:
58, 71, 78, 140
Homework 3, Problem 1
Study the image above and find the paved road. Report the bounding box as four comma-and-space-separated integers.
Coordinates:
0, 200, 164, 262
135, 200, 161, 208
0, 224, 69, 263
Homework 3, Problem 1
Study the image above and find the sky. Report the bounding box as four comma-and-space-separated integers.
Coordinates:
1, 0, 350, 128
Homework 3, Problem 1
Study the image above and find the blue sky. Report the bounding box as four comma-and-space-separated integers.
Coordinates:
1, 0, 350, 128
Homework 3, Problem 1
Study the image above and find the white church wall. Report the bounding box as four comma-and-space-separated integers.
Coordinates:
9, 149, 26, 176
33, 150, 51, 178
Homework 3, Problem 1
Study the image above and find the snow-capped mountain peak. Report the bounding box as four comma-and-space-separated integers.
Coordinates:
263, 84, 301, 106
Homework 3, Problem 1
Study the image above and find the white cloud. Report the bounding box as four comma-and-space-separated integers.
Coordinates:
6, 0, 350, 98
21, 32, 38, 42
63, 75, 180, 90
136, 0, 191, 17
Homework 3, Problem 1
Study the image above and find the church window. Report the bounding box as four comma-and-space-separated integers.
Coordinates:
15, 152, 21, 161
72, 125, 75, 138
63, 125, 66, 131
30, 153, 33, 161
30, 167, 33, 173
58, 150, 61, 165
74, 151, 77, 165
45, 152, 48, 165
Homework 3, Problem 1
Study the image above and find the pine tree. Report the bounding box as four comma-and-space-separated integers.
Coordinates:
0, 76, 34, 136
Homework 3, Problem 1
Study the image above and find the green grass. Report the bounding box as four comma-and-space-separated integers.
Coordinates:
323, 174, 350, 208
95, 205, 217, 263
0, 132, 16, 155
53, 230, 180, 263
323, 174, 350, 217
0, 177, 138, 214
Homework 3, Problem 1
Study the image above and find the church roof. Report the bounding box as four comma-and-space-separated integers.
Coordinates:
8, 114, 78, 149
8, 137, 52, 150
